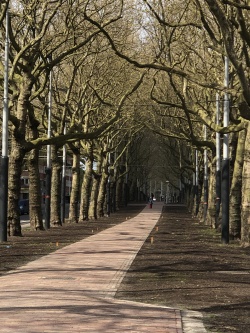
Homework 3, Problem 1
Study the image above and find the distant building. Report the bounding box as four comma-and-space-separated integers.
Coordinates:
20, 159, 72, 202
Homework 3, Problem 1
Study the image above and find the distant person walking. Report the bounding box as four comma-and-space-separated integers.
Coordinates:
149, 196, 153, 209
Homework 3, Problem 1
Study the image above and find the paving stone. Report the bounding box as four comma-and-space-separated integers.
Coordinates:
0, 203, 206, 332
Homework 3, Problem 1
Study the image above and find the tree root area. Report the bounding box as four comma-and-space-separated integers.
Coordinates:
1, 204, 250, 332
0, 204, 145, 274
116, 205, 250, 333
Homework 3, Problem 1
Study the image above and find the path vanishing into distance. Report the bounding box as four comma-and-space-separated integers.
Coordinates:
0, 202, 206, 332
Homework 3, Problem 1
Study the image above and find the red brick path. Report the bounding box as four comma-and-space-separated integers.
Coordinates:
0, 203, 183, 332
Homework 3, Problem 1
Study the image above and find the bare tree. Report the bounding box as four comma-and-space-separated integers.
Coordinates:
0, 0, 125, 235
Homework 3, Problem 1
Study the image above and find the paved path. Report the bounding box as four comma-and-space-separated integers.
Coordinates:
0, 203, 205, 332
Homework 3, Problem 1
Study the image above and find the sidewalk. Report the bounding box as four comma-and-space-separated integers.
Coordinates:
0, 203, 203, 332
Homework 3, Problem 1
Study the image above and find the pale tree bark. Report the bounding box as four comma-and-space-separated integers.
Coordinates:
207, 157, 217, 229
97, 153, 109, 218
6, 2, 62, 235
192, 181, 201, 218
89, 140, 109, 219
8, 139, 26, 236
26, 103, 44, 231
0, 2, 8, 25
230, 129, 246, 240
197, 170, 205, 223
8, 73, 33, 236
241, 122, 250, 246
68, 143, 81, 223
27, 148, 44, 230
89, 160, 101, 220
189, 186, 196, 217
4, 1, 124, 236
79, 144, 93, 222
76, 66, 146, 220
50, 145, 62, 227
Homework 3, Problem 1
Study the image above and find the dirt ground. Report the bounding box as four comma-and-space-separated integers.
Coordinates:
116, 205, 250, 333
0, 205, 145, 275
0, 204, 250, 333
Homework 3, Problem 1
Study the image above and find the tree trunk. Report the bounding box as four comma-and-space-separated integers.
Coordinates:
97, 154, 108, 218
240, 122, 250, 245
88, 176, 98, 220
207, 157, 217, 229
198, 178, 204, 223
27, 104, 44, 231
51, 145, 62, 227
68, 145, 80, 223
116, 176, 123, 209
27, 148, 44, 230
8, 139, 25, 236
110, 181, 116, 213
97, 172, 109, 218
185, 183, 193, 212
79, 156, 93, 221
89, 160, 101, 220
8, 73, 33, 236
230, 130, 246, 239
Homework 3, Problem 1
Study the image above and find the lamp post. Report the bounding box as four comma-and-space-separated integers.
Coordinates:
0, 9, 9, 242
215, 93, 221, 226
203, 125, 208, 223
221, 56, 230, 244
195, 150, 199, 215
45, 55, 52, 230
160, 181, 163, 201
60, 123, 67, 223
106, 152, 111, 216
166, 180, 169, 204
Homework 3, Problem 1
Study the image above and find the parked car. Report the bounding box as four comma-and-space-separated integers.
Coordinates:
19, 199, 29, 215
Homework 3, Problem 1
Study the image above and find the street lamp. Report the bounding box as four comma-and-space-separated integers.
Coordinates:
215, 93, 221, 226
203, 125, 208, 222
106, 152, 111, 216
195, 150, 199, 215
60, 123, 67, 223
166, 180, 169, 204
0, 9, 9, 242
45, 54, 52, 230
221, 56, 230, 244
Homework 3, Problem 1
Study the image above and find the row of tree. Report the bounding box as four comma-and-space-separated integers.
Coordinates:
0, 0, 156, 237
1, 0, 250, 245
